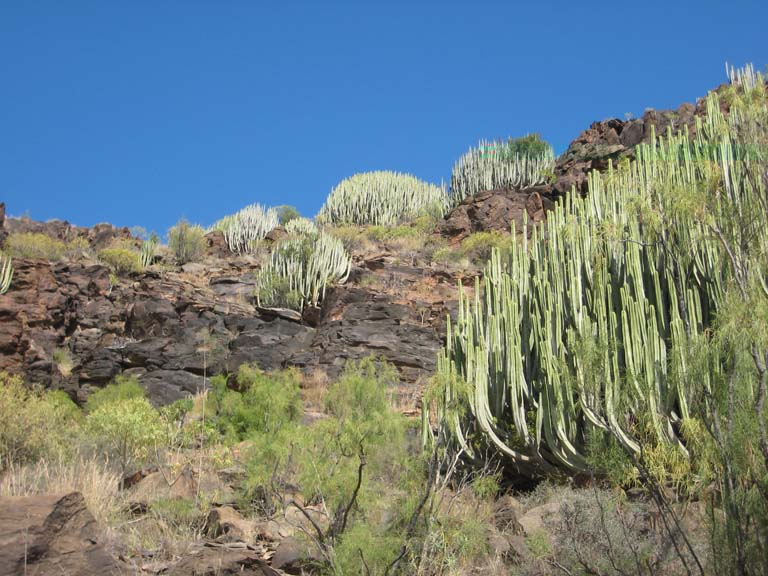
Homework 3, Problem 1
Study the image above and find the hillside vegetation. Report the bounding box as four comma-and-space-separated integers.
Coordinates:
0, 64, 767, 575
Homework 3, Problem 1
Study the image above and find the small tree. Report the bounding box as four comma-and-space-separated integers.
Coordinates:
85, 377, 164, 474
168, 219, 206, 264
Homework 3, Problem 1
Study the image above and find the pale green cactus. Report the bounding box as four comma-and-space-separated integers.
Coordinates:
0, 253, 12, 295
284, 217, 318, 237
255, 231, 351, 311
449, 135, 555, 207
139, 233, 158, 269
427, 74, 765, 478
317, 171, 448, 226
210, 203, 279, 254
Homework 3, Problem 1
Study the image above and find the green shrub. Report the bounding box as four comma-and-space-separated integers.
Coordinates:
254, 271, 304, 310
208, 366, 302, 442
4, 232, 68, 260
168, 219, 206, 264
276, 205, 301, 224
459, 230, 510, 264
497, 132, 552, 160
85, 395, 164, 474
85, 375, 147, 413
0, 372, 81, 470
98, 247, 141, 274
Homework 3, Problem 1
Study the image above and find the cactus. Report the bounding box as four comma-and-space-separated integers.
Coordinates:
317, 171, 448, 226
255, 231, 351, 311
0, 253, 12, 295
284, 217, 318, 237
210, 203, 279, 254
139, 233, 158, 269
449, 135, 555, 207
427, 80, 764, 478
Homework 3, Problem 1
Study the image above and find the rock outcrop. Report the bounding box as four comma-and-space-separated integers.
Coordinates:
0, 492, 123, 576
0, 243, 452, 406
439, 93, 718, 241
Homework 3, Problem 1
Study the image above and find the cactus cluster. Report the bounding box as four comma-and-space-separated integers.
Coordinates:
211, 203, 279, 254
0, 253, 12, 295
426, 82, 765, 477
284, 217, 318, 237
316, 171, 448, 226
449, 136, 555, 207
139, 233, 158, 269
255, 229, 351, 311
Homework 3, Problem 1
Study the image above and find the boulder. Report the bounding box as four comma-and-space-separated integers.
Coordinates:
438, 186, 555, 241
165, 544, 279, 575
271, 536, 325, 574
206, 506, 256, 541
0, 492, 123, 576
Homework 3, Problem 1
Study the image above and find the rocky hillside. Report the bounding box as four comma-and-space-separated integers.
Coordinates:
0, 87, 727, 409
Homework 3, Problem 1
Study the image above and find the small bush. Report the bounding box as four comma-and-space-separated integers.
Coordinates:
85, 375, 147, 413
460, 231, 509, 264
98, 247, 141, 274
208, 366, 302, 442
85, 396, 164, 474
4, 232, 68, 260
168, 219, 206, 264
0, 372, 81, 470
276, 205, 301, 224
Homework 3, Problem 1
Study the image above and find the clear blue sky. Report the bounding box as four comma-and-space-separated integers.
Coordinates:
2, 1, 766, 234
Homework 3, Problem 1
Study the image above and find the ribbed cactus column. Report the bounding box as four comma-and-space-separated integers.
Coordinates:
0, 253, 12, 295
425, 87, 755, 477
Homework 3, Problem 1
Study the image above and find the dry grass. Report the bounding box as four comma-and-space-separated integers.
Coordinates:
0, 455, 124, 527
300, 368, 330, 412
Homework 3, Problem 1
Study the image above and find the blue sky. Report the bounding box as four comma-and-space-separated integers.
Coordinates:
1, 1, 766, 234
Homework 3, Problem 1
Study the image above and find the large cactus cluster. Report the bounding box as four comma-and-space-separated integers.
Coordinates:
255, 228, 351, 311
449, 136, 555, 207
210, 203, 279, 254
0, 253, 12, 295
426, 78, 766, 477
316, 171, 448, 226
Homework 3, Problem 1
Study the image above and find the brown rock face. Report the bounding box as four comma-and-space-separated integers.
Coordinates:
5, 215, 134, 251
438, 90, 719, 242
437, 185, 555, 241
552, 101, 698, 197
0, 492, 123, 576
0, 241, 450, 406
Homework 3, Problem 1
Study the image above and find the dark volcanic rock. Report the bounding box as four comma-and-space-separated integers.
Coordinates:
298, 286, 442, 383
439, 95, 711, 242
553, 101, 699, 197
5, 215, 135, 251
438, 185, 555, 241
0, 492, 123, 576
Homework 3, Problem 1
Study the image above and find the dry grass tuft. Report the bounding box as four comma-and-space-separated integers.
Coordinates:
0, 455, 124, 527
300, 368, 330, 412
